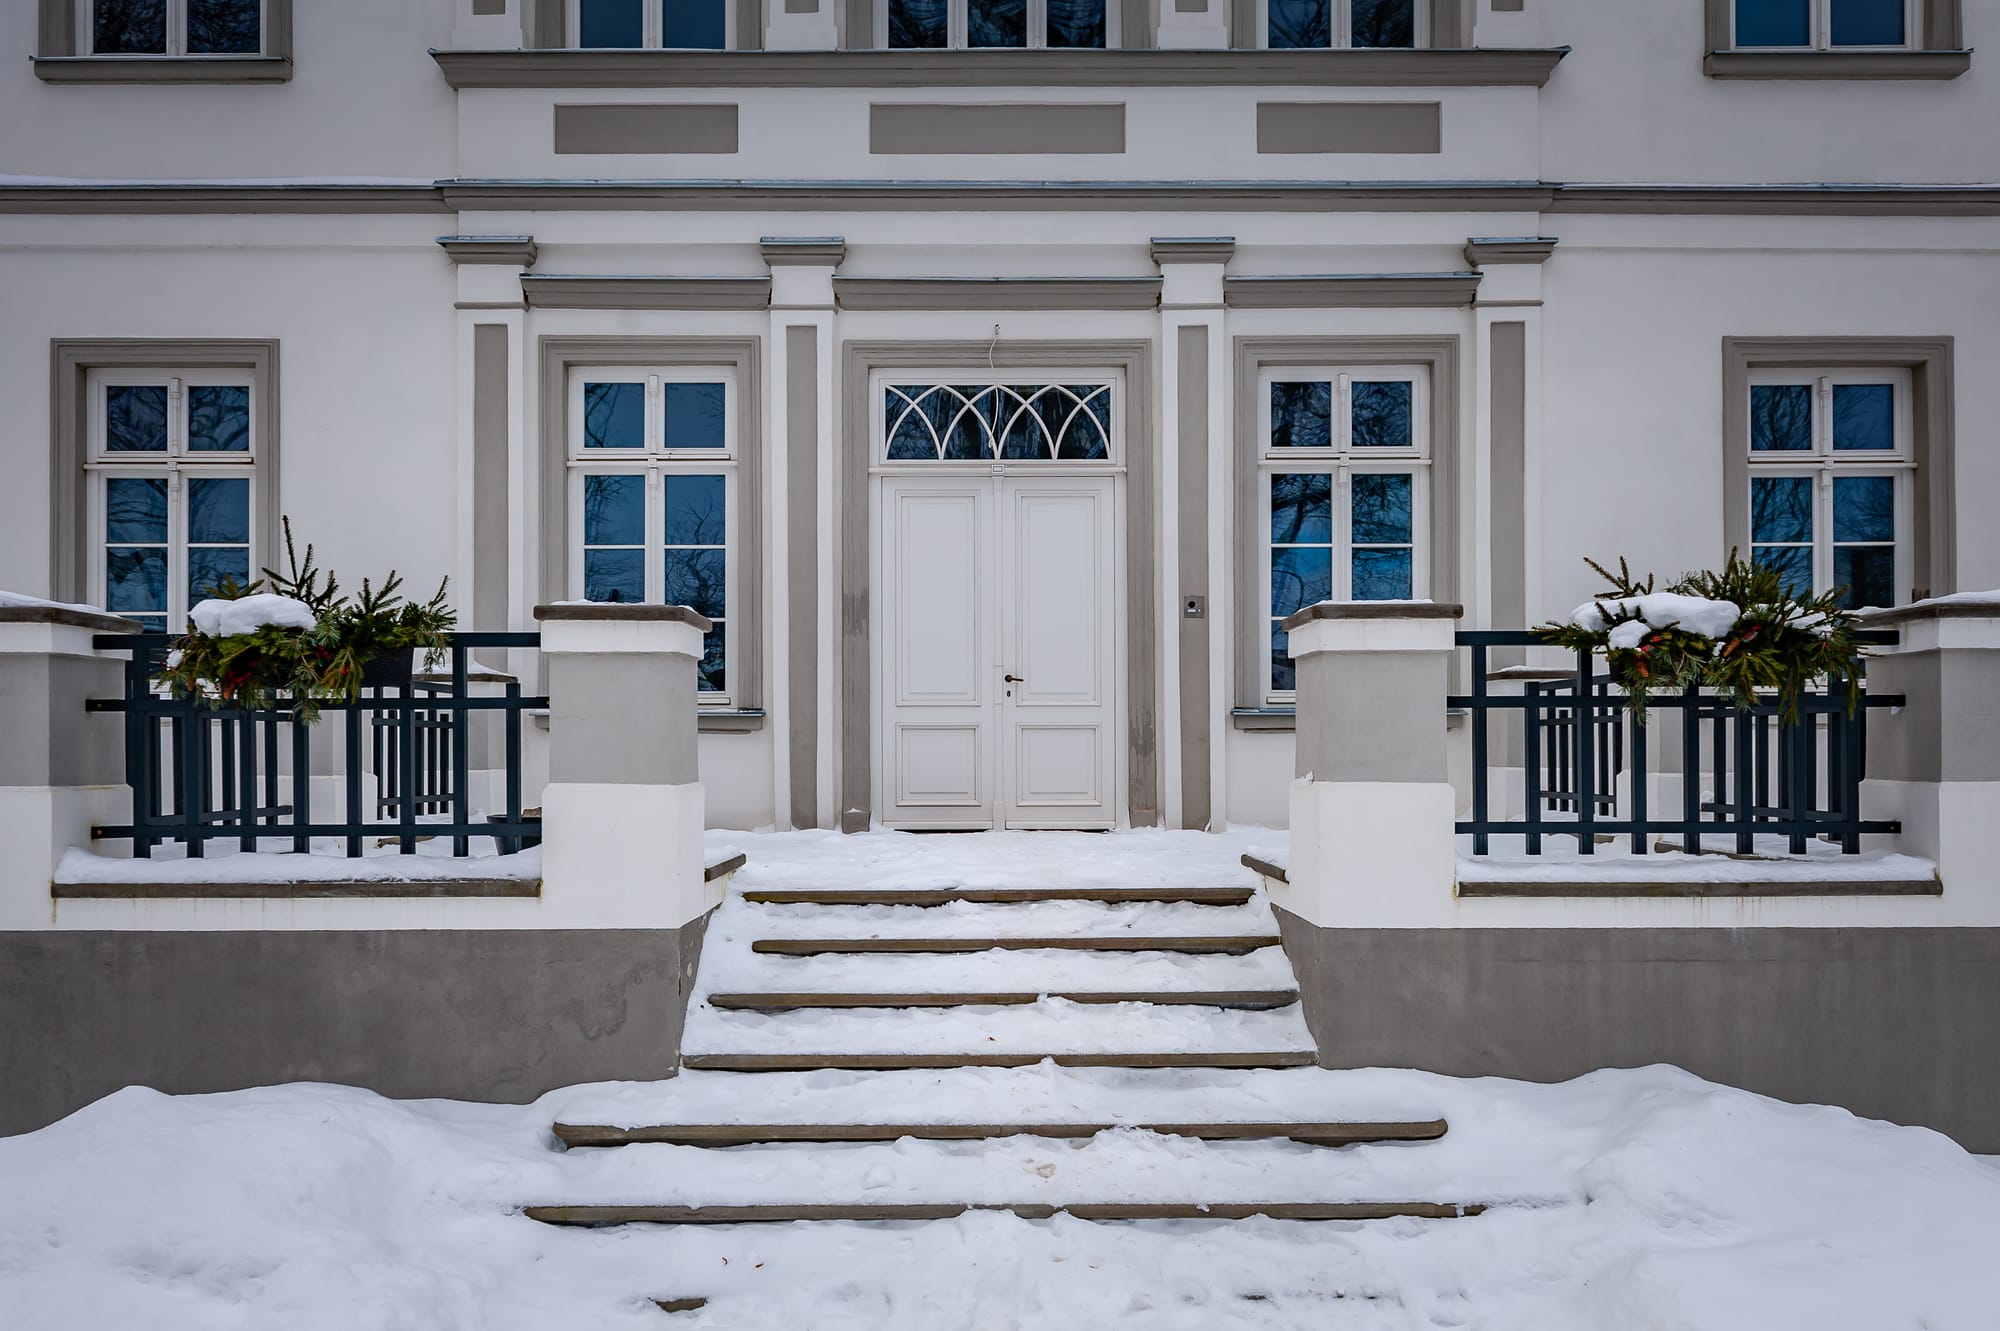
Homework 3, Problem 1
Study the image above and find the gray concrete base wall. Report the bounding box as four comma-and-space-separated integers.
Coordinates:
0, 919, 711, 1137
1275, 910, 2000, 1152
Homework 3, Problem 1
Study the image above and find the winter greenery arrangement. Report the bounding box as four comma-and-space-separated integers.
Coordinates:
154, 519, 455, 721
1537, 553, 1868, 720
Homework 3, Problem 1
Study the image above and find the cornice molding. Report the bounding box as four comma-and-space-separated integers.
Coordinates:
1224, 271, 1481, 309
32, 54, 293, 83
519, 275, 773, 309
1703, 48, 1972, 80
1151, 236, 1237, 265
760, 236, 848, 266
437, 234, 539, 267
832, 276, 1163, 310
1547, 183, 2000, 216
1463, 236, 1558, 267
429, 46, 1570, 90
0, 183, 449, 214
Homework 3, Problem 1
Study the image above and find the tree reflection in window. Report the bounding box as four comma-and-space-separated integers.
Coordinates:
1350, 0, 1415, 48
187, 0, 260, 54
884, 383, 1112, 461
888, 0, 949, 46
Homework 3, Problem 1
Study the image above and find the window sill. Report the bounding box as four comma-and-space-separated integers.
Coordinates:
1231, 708, 1296, 732
33, 55, 293, 84
698, 708, 765, 733
1703, 49, 1971, 80
429, 46, 1569, 90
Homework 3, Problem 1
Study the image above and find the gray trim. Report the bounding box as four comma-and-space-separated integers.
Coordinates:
33, 55, 293, 83
1704, 49, 1970, 79
536, 339, 762, 708
53, 878, 542, 899
0, 185, 450, 215
1546, 184, 2000, 216
473, 325, 511, 660
869, 102, 1126, 155
1489, 321, 1526, 634
1858, 594, 2000, 627
472, 0, 507, 13
1223, 272, 1479, 308
1457, 876, 1943, 898
1722, 337, 1955, 602
0, 605, 140, 633
841, 0, 872, 47
1230, 707, 1295, 731
49, 339, 280, 606
1430, 0, 1468, 46
38, 0, 74, 56
534, 602, 714, 627
1151, 236, 1236, 265
761, 236, 848, 266
832, 276, 1162, 310
786, 325, 820, 829
533, 0, 564, 47
553, 103, 740, 154
1121, 0, 1154, 48
520, 275, 773, 309
738, 0, 764, 49
429, 46, 1568, 86
1177, 326, 1212, 831
1236, 338, 1462, 709
838, 339, 1158, 829
1463, 236, 1558, 266
1702, 0, 1965, 66
438, 235, 540, 267
699, 708, 767, 732
1282, 601, 1464, 627
1254, 101, 1440, 155
1491, 0, 1523, 10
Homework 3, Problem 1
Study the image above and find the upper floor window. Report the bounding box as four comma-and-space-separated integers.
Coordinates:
572, 0, 728, 49
884, 0, 1110, 49
1264, 0, 1419, 49
86, 0, 262, 55
1733, 0, 1911, 48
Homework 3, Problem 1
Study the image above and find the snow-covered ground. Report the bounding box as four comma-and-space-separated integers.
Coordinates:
702, 827, 1276, 891
4, 1067, 1997, 1330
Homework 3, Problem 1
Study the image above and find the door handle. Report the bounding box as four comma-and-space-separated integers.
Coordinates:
1004, 673, 1023, 684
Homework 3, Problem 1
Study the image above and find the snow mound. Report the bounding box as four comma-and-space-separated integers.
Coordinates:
1572, 592, 1741, 639
190, 593, 316, 637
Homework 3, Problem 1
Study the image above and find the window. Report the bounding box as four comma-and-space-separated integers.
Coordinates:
570, 0, 728, 48
1264, 0, 1420, 48
1260, 367, 1429, 694
1733, 0, 1911, 48
86, 371, 257, 633
1745, 370, 1913, 609
84, 0, 263, 55
567, 368, 735, 695
883, 0, 1110, 49
882, 382, 1114, 461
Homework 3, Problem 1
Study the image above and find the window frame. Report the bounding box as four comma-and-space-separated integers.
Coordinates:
1257, 363, 1432, 703
877, 0, 1120, 50
76, 0, 269, 57
1256, 0, 1430, 50
1729, 0, 1917, 50
565, 365, 740, 703
870, 372, 1125, 471
567, 0, 736, 49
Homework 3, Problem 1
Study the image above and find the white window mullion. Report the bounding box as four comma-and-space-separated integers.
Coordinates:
167, 0, 188, 55
645, 466, 664, 604
1334, 463, 1353, 600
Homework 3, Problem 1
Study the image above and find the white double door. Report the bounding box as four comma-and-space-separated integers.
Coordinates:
878, 471, 1119, 829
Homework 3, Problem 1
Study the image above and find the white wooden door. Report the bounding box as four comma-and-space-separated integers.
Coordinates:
878, 473, 1117, 829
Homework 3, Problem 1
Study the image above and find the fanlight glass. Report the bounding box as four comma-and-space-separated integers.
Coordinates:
883, 383, 1113, 462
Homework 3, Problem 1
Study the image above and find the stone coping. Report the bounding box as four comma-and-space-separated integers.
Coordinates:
1241, 852, 1289, 885
52, 878, 542, 900
704, 851, 748, 883
1857, 594, 2000, 627
1457, 877, 1942, 899
0, 605, 143, 634
533, 603, 713, 631
1281, 601, 1464, 631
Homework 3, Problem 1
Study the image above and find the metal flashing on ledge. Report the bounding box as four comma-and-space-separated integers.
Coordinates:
832, 276, 1163, 310
1224, 272, 1480, 309
533, 603, 714, 629
0, 183, 449, 215
1703, 49, 1971, 80
1548, 183, 2000, 216
1230, 708, 1297, 732
520, 275, 773, 310
1151, 236, 1237, 265
438, 235, 540, 267
428, 46, 1570, 90
761, 236, 848, 266
1464, 236, 1558, 267
1282, 601, 1464, 630
52, 879, 543, 900
699, 709, 767, 733
0, 605, 141, 634
32, 54, 294, 83
1457, 876, 1943, 898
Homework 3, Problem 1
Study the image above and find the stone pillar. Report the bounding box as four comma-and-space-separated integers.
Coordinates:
534, 604, 714, 928
1282, 602, 1462, 928
1859, 595, 2000, 912
0, 604, 138, 928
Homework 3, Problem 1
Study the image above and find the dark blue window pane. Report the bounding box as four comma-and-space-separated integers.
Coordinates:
189, 548, 251, 603
1271, 621, 1295, 692
665, 549, 726, 619
106, 385, 168, 452
1834, 546, 1896, 608
188, 0, 260, 53
887, 0, 948, 46
662, 0, 727, 48
1270, 382, 1332, 448
1272, 548, 1332, 616
1735, 0, 1810, 45
1351, 0, 1415, 48
583, 382, 646, 449
1833, 475, 1895, 543
189, 477, 250, 544
944, 386, 997, 460
1751, 476, 1814, 543
94, 0, 167, 53
132, 615, 169, 633
106, 478, 169, 543
1055, 405, 1109, 461
584, 549, 645, 603
1270, 0, 1331, 46
1750, 384, 1812, 451
107, 548, 167, 614
663, 382, 726, 449
188, 385, 250, 451
583, 474, 645, 546
969, 0, 1027, 46
1351, 473, 1413, 544
1832, 383, 1894, 450
1271, 473, 1333, 544
1753, 545, 1814, 596
1352, 548, 1414, 600
1832, 0, 1904, 45
664, 474, 726, 545
1352, 382, 1413, 448
579, 0, 645, 46
698, 622, 726, 693
1047, 0, 1106, 48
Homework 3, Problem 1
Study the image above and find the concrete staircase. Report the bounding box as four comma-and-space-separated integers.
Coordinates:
524, 879, 1477, 1314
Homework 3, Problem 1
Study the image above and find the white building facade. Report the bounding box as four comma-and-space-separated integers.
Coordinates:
5, 0, 1995, 835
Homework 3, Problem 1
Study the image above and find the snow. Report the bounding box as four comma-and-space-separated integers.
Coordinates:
0, 589, 114, 616
1886, 588, 2000, 612
6, 1067, 1999, 1329
1458, 845, 1938, 886
1606, 618, 1651, 650
56, 842, 540, 885
701, 827, 1275, 891
188, 592, 316, 637
1570, 592, 1742, 640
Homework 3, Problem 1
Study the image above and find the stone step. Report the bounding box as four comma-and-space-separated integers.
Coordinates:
679, 1051, 1317, 1071
553, 1118, 1449, 1148
654, 1298, 706, 1314
742, 886, 1255, 907
526, 1200, 1484, 1226
750, 936, 1283, 956
706, 989, 1302, 1011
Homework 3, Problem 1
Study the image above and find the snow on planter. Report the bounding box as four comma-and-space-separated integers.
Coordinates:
1570, 592, 1742, 639
188, 593, 317, 637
